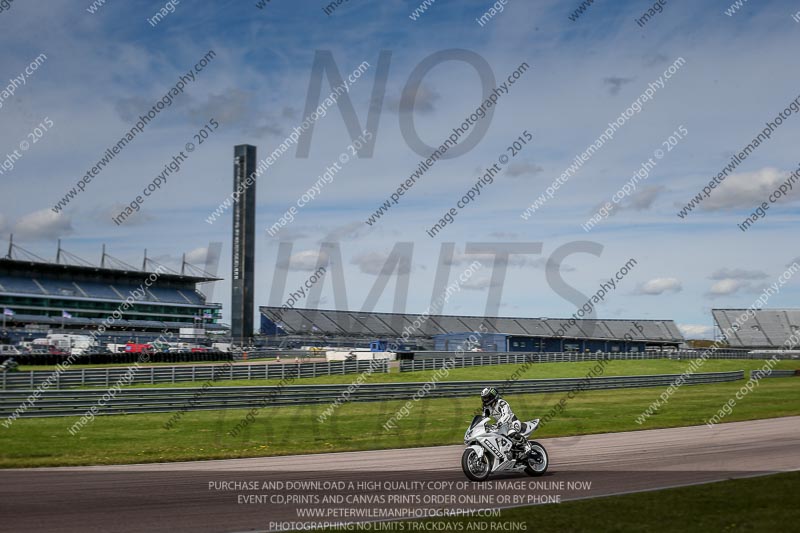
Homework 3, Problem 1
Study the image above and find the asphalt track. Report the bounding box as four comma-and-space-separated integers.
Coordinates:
1, 416, 798, 533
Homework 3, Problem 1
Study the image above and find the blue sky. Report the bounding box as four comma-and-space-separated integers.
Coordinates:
2, 0, 800, 337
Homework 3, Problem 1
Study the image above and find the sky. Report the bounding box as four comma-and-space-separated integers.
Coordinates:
2, 0, 800, 339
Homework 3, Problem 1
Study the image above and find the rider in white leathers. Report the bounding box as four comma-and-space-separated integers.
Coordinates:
481, 387, 526, 454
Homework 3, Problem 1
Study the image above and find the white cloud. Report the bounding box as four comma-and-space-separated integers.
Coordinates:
13, 209, 73, 240
185, 245, 220, 265
460, 275, 502, 291
678, 323, 714, 338
700, 167, 787, 211
707, 278, 749, 296
636, 277, 682, 295
283, 249, 329, 271
704, 268, 769, 298
626, 185, 664, 210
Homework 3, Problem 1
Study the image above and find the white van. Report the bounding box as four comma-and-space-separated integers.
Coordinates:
0, 345, 23, 356
46, 334, 97, 356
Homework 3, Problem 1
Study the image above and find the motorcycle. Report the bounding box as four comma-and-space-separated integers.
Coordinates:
461, 415, 549, 481
0, 358, 19, 373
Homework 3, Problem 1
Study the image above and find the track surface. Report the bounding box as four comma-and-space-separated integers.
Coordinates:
2, 416, 798, 532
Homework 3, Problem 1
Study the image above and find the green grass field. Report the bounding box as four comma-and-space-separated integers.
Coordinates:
61, 357, 800, 389
321, 471, 800, 533
1, 359, 798, 467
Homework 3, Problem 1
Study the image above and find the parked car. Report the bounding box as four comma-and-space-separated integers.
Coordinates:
0, 345, 23, 356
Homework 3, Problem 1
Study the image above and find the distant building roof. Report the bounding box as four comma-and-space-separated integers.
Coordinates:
712, 308, 800, 348
259, 306, 683, 342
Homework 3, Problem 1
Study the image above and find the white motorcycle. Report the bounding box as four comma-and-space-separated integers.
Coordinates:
461, 415, 549, 481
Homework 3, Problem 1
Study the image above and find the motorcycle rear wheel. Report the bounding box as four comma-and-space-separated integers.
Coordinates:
524, 441, 548, 476
461, 448, 491, 482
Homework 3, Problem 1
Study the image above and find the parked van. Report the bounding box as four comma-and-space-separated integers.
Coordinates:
46, 334, 97, 356
0, 345, 23, 356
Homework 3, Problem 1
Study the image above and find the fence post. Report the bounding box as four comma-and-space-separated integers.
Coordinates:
172, 366, 175, 384
313, 363, 317, 378
192, 365, 196, 382
151, 367, 155, 384
2, 370, 6, 390
247, 365, 252, 380
230, 364, 234, 380
106, 368, 110, 388
211, 366, 215, 381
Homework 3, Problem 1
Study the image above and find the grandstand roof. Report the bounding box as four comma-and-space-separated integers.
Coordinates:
0, 258, 220, 284
712, 308, 800, 348
259, 307, 684, 342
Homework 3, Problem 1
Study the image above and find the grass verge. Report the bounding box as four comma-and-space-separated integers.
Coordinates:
0, 365, 797, 467
319, 471, 800, 532
54, 358, 800, 389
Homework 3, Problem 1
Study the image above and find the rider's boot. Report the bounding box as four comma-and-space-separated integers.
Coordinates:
509, 433, 527, 458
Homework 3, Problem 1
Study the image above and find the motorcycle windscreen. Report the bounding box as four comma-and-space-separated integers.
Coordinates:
467, 415, 483, 430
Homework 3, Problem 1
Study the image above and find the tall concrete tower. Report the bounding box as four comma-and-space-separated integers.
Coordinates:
231, 144, 256, 345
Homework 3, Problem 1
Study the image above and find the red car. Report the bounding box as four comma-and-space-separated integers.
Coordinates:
125, 343, 152, 353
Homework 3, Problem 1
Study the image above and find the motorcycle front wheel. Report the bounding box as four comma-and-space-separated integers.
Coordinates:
461, 448, 491, 482
524, 441, 548, 476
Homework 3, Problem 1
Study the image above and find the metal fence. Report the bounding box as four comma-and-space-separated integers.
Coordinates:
0, 359, 388, 390
0, 370, 743, 419
398, 350, 797, 372
750, 369, 798, 379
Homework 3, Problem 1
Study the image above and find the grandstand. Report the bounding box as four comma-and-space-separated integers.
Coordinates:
712, 308, 800, 349
0, 239, 224, 343
259, 306, 684, 353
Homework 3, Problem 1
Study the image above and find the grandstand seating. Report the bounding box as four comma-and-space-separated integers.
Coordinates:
0, 257, 222, 337
8, 313, 224, 331
144, 286, 196, 304
0, 273, 205, 306
712, 309, 800, 348
72, 281, 120, 300
0, 275, 42, 294
260, 306, 684, 343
